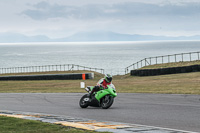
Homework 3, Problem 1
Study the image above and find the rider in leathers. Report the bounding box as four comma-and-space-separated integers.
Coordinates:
89, 74, 112, 99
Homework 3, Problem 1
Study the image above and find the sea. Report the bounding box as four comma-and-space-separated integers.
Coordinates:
1, 40, 200, 75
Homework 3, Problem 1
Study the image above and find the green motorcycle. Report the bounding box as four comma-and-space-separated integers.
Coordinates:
79, 84, 117, 109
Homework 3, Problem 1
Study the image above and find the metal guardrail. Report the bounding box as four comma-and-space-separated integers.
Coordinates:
0, 64, 104, 75
1, 51, 200, 76
125, 51, 200, 74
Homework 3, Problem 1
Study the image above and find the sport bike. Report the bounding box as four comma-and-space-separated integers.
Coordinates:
79, 84, 117, 109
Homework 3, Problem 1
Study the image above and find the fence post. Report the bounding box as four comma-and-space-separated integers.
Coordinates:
156, 57, 158, 64
63, 64, 65, 71
189, 53, 191, 61
175, 54, 177, 62
168, 55, 170, 63
102, 69, 104, 74
145, 58, 147, 66
150, 57, 151, 65
72, 64, 74, 71
198, 52, 200, 60
182, 53, 183, 62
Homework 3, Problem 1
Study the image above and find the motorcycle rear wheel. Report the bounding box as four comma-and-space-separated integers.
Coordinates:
101, 95, 114, 109
79, 94, 90, 108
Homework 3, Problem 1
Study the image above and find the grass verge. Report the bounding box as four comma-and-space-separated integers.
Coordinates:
0, 69, 200, 94
0, 116, 109, 133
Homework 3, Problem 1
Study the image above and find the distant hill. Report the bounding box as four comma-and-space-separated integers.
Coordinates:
0, 32, 51, 43
0, 31, 200, 43
65, 31, 200, 41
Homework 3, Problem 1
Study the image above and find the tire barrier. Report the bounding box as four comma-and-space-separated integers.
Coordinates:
131, 65, 200, 76
0, 73, 94, 81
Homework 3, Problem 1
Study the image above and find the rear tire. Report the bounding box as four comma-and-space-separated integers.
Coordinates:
101, 95, 114, 109
79, 94, 90, 108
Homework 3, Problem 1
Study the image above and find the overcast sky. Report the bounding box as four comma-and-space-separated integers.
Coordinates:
1, 0, 200, 38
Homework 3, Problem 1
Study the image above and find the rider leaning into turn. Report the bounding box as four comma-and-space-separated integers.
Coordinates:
89, 74, 112, 99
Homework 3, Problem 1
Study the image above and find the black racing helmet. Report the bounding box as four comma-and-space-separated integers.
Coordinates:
104, 74, 112, 83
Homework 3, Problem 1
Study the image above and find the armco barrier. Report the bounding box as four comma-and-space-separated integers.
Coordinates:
131, 65, 200, 76
0, 73, 94, 81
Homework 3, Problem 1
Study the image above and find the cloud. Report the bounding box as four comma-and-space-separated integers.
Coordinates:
21, 1, 200, 20
2, 0, 200, 38
21, 2, 69, 20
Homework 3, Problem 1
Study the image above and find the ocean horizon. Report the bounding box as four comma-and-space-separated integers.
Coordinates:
1, 40, 200, 45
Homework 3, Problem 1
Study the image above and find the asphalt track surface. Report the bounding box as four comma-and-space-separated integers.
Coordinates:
0, 93, 199, 132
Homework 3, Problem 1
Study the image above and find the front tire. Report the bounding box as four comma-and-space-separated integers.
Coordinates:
101, 95, 114, 109
79, 94, 90, 108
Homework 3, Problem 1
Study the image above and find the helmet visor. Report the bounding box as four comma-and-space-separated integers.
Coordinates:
106, 77, 112, 82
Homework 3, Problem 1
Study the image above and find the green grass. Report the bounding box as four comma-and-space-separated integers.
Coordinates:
0, 64, 200, 94
0, 116, 109, 133
114, 72, 200, 94
0, 72, 200, 94
0, 71, 103, 93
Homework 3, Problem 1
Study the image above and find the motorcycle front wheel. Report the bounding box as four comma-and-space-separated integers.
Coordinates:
101, 95, 114, 109
79, 94, 90, 108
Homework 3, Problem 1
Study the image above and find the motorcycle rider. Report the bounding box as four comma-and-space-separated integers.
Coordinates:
89, 74, 112, 99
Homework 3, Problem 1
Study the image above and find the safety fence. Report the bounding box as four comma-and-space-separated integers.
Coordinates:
0, 64, 104, 75
0, 73, 94, 81
125, 51, 200, 74
1, 51, 200, 76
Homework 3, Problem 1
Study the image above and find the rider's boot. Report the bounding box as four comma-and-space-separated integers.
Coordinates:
89, 90, 94, 102
88, 86, 99, 102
